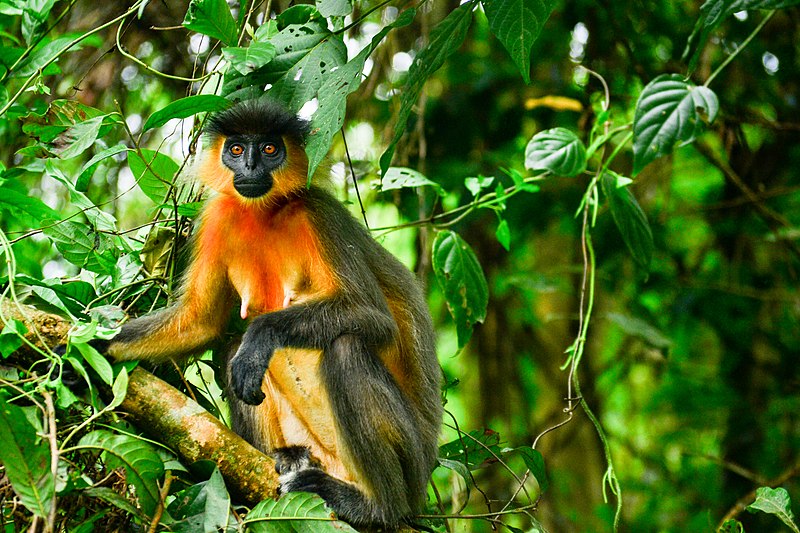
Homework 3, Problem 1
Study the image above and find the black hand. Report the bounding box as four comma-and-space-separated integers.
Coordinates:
229, 322, 284, 405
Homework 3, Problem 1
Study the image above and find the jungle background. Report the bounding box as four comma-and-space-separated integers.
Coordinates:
0, 0, 799, 532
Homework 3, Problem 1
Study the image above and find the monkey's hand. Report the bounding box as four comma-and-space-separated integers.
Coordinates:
230, 322, 285, 405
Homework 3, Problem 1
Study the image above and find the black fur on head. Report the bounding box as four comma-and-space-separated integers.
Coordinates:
205, 98, 310, 145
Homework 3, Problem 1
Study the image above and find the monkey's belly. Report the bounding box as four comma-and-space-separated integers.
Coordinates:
258, 347, 354, 483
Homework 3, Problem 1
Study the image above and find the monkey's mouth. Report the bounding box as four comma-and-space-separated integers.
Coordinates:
234, 177, 272, 198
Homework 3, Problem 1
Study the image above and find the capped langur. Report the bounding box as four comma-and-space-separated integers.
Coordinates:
104, 99, 443, 529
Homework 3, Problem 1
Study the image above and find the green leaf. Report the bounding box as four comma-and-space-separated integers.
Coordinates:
438, 429, 501, 469
483, 0, 555, 83
268, 28, 346, 113
601, 172, 653, 270
14, 35, 90, 78
222, 41, 277, 76
169, 467, 233, 533
76, 144, 129, 191
747, 487, 800, 533
177, 201, 205, 218
0, 394, 54, 518
56, 115, 104, 159
380, 2, 473, 174
15, 276, 96, 318
0, 181, 60, 227
22, 100, 114, 154
317, 0, 352, 17
381, 166, 445, 196
183, 0, 239, 46
0, 319, 27, 358
79, 430, 164, 517
247, 492, 358, 532
74, 342, 113, 385
21, 0, 57, 45
511, 447, 548, 493
495, 219, 511, 251
524, 127, 587, 177
43, 221, 118, 275
143, 95, 231, 132
305, 9, 416, 178
632, 74, 718, 175
127, 149, 179, 203
83, 487, 143, 519
432, 230, 489, 350
606, 312, 673, 351
464, 176, 495, 196
223, 18, 347, 113
108, 367, 129, 410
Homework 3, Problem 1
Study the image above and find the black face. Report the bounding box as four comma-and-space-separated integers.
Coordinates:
220, 134, 287, 198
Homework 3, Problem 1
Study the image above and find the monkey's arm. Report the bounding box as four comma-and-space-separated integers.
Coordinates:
230, 293, 396, 404
109, 232, 235, 362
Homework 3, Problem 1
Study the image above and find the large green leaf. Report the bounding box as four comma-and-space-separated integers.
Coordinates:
267, 31, 346, 113
0, 181, 60, 227
483, 0, 555, 83
601, 172, 653, 270
432, 230, 489, 350
0, 394, 54, 519
56, 116, 104, 159
380, 2, 474, 174
76, 144, 129, 191
512, 446, 548, 493
143, 95, 231, 132
169, 467, 234, 533
222, 18, 346, 113
747, 487, 800, 532
127, 149, 179, 203
222, 41, 277, 76
316, 0, 352, 17
22, 100, 115, 156
43, 221, 118, 275
632, 74, 718, 175
183, 0, 239, 46
79, 430, 164, 517
246, 492, 357, 532
524, 127, 587, 177
305, 8, 416, 179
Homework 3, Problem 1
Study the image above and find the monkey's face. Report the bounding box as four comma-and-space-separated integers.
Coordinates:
221, 135, 287, 198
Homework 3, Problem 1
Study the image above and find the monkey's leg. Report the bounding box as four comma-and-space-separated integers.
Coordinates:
280, 334, 426, 529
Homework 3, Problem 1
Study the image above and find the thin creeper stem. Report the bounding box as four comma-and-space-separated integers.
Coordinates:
705, 10, 776, 87
0, 0, 148, 117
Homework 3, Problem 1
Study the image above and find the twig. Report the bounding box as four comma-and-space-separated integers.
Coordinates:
147, 472, 173, 533
717, 460, 800, 528
43, 392, 59, 533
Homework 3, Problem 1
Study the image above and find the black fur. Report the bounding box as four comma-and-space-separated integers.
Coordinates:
205, 98, 309, 144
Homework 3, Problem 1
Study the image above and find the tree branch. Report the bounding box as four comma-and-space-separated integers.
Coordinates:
0, 299, 279, 505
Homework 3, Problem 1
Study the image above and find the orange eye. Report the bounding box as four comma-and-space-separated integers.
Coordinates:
230, 144, 244, 156
263, 143, 277, 155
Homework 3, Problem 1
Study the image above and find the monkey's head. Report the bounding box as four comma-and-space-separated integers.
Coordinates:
201, 99, 310, 202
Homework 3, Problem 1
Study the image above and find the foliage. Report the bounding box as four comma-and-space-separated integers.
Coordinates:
0, 0, 798, 531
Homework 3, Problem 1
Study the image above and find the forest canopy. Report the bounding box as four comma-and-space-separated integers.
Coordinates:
0, 0, 799, 532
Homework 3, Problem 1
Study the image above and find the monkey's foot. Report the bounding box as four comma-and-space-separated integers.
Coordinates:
273, 446, 324, 494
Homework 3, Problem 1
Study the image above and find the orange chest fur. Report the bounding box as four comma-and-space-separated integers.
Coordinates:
197, 195, 335, 318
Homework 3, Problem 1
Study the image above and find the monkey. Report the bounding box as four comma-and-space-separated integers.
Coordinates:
103, 99, 443, 530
